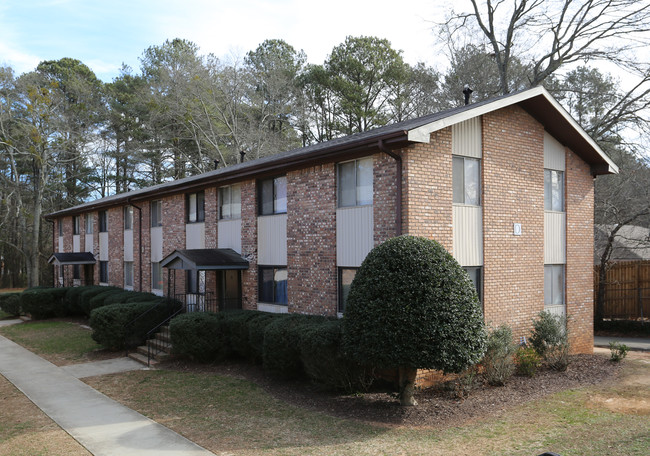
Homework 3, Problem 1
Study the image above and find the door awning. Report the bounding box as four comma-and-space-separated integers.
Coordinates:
48, 252, 96, 265
160, 249, 249, 270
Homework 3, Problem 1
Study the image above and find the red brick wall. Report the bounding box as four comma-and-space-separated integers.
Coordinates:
287, 164, 337, 315
240, 179, 258, 310
163, 194, 186, 295
107, 207, 124, 287
374, 153, 399, 244
205, 187, 218, 294
566, 148, 595, 353
141, 203, 152, 292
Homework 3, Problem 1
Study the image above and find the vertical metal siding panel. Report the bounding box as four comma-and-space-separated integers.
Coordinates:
84, 234, 93, 253
544, 211, 566, 263
258, 214, 287, 265
453, 205, 483, 266
123, 231, 134, 261
218, 219, 242, 254
452, 118, 482, 158
73, 235, 80, 253
544, 131, 566, 171
150, 227, 163, 262
337, 206, 373, 267
99, 232, 109, 261
185, 222, 205, 249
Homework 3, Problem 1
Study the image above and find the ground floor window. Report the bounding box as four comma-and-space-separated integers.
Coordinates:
338, 268, 358, 313
259, 266, 288, 305
99, 261, 108, 283
152, 262, 163, 291
463, 266, 482, 303
73, 264, 81, 280
124, 261, 134, 288
544, 264, 565, 306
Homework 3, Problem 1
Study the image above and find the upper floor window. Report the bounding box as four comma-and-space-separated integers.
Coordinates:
98, 210, 108, 233
219, 184, 241, 220
186, 191, 205, 223
124, 206, 133, 230
453, 156, 480, 205
58, 220, 63, 237
544, 169, 564, 212
151, 200, 162, 227
73, 216, 81, 235
85, 214, 93, 234
259, 176, 287, 215
337, 157, 372, 207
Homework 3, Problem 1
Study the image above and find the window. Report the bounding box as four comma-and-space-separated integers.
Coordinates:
337, 158, 372, 207
186, 191, 205, 223
152, 262, 163, 291
219, 184, 242, 220
453, 156, 481, 205
99, 211, 108, 232
463, 266, 482, 302
73, 216, 81, 235
99, 261, 108, 283
73, 264, 80, 280
544, 265, 565, 306
338, 268, 358, 313
124, 206, 133, 230
58, 220, 63, 237
85, 214, 93, 234
151, 200, 162, 227
259, 176, 287, 215
544, 169, 564, 212
124, 262, 133, 287
259, 266, 288, 304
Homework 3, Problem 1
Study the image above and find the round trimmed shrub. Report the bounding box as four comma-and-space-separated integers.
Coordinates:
20, 287, 69, 319
64, 286, 102, 315
247, 313, 285, 362
84, 289, 125, 316
78, 286, 121, 317
220, 310, 264, 357
343, 235, 487, 405
170, 312, 230, 362
0, 293, 21, 316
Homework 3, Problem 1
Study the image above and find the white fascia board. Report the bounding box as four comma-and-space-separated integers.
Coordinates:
407, 86, 618, 174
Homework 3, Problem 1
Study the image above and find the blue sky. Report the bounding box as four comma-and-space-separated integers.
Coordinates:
0, 0, 442, 82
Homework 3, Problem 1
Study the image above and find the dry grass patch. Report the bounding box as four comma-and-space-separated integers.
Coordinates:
0, 374, 90, 456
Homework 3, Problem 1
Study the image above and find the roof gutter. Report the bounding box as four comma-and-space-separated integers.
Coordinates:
377, 139, 402, 236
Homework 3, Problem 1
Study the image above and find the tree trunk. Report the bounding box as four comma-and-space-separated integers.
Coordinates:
398, 366, 418, 406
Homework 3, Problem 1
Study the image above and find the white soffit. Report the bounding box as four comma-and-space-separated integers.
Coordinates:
407, 86, 619, 174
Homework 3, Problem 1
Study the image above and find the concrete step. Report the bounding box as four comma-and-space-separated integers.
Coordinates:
154, 331, 172, 343
128, 351, 158, 367
146, 339, 172, 353
137, 344, 170, 361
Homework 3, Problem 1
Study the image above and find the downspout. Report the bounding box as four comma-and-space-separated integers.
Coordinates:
128, 199, 143, 292
377, 139, 402, 236
46, 219, 55, 287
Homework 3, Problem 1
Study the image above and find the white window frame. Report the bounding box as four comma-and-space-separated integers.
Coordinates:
151, 200, 162, 227
124, 261, 134, 288
219, 184, 242, 220
544, 169, 564, 212
453, 155, 481, 206
544, 264, 565, 306
85, 214, 93, 234
124, 206, 134, 230
337, 157, 373, 208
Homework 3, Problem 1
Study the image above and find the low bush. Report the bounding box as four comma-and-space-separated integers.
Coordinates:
170, 312, 230, 362
0, 293, 21, 316
64, 286, 101, 315
515, 346, 541, 377
78, 286, 122, 317
20, 287, 68, 319
482, 324, 517, 386
125, 292, 162, 303
609, 341, 629, 362
89, 300, 178, 350
530, 311, 570, 371
84, 289, 125, 316
247, 313, 284, 362
220, 310, 263, 358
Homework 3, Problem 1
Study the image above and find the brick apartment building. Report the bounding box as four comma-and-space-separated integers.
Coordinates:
46, 87, 618, 353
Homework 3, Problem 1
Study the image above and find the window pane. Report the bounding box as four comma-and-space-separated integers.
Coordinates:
259, 268, 274, 302
544, 265, 553, 304
73, 264, 80, 280
152, 262, 162, 290
552, 171, 564, 212
197, 192, 205, 222
274, 176, 287, 213
544, 169, 552, 210
274, 268, 288, 304
85, 215, 93, 234
188, 194, 197, 222
73, 216, 80, 235
260, 179, 274, 215
552, 265, 564, 305
338, 161, 356, 207
232, 185, 241, 219
124, 207, 133, 230
124, 262, 133, 287
453, 156, 465, 204
219, 187, 231, 219
339, 268, 357, 313
59, 220, 63, 236
356, 158, 373, 205
464, 158, 480, 205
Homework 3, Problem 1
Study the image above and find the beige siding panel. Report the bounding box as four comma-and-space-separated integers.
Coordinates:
452, 205, 483, 266
337, 205, 373, 267
544, 131, 566, 171
99, 232, 109, 261
185, 222, 205, 249
123, 230, 134, 262
84, 234, 93, 253
452, 117, 482, 158
218, 219, 242, 254
258, 214, 287, 265
58, 236, 63, 253
544, 211, 566, 264
151, 227, 163, 262
73, 235, 80, 253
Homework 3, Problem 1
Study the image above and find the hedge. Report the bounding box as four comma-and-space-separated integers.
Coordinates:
84, 289, 126, 316
63, 286, 101, 315
0, 293, 21, 316
78, 286, 122, 317
20, 287, 69, 320
220, 310, 264, 358
170, 312, 230, 362
89, 300, 179, 350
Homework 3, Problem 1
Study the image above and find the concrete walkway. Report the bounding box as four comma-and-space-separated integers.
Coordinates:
0, 318, 23, 327
594, 336, 650, 352
0, 335, 214, 456
61, 357, 148, 379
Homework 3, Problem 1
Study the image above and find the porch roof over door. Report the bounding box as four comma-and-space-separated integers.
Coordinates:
48, 252, 96, 265
160, 248, 249, 270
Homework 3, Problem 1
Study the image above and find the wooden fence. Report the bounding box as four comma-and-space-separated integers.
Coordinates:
594, 260, 650, 320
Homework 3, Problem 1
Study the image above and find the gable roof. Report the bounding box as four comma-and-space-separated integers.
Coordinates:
160, 249, 249, 270
48, 252, 96, 265
47, 86, 617, 219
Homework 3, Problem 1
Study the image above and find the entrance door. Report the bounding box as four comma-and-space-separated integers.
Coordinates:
83, 264, 94, 286
219, 270, 242, 311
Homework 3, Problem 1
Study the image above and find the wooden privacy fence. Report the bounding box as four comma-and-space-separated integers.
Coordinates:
594, 260, 650, 320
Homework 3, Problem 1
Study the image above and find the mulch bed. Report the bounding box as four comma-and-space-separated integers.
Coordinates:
161, 353, 621, 428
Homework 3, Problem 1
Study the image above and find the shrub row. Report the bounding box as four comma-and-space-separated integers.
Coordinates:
170, 310, 374, 392
0, 293, 22, 316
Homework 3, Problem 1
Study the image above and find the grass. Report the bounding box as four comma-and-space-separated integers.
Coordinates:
0, 310, 11, 320
0, 321, 105, 366
85, 359, 650, 456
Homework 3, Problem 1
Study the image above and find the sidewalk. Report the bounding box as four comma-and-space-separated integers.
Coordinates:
0, 334, 214, 456
594, 336, 650, 352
